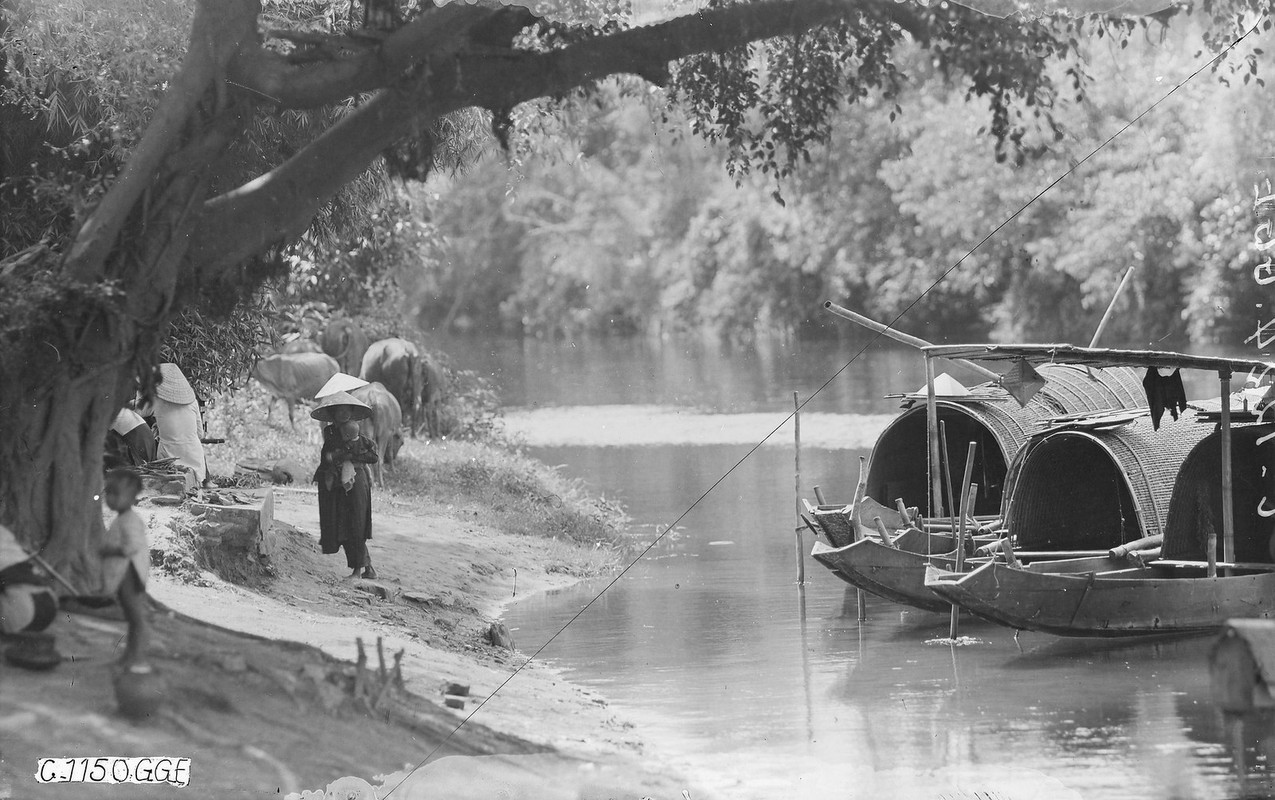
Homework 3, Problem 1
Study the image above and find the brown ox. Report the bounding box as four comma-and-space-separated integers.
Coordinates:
322, 318, 370, 377
417, 352, 446, 439
251, 352, 339, 427
360, 338, 422, 434
350, 382, 403, 487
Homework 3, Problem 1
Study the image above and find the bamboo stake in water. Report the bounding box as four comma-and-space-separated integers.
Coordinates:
948, 442, 978, 640
948, 483, 979, 640
794, 391, 805, 585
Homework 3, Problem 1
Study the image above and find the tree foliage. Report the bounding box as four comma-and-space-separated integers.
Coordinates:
419, 19, 1275, 344
0, 0, 1271, 572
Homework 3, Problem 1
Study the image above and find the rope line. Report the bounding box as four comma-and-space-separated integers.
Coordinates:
381, 20, 1261, 797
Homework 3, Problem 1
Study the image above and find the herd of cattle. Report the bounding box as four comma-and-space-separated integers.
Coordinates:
250, 319, 445, 485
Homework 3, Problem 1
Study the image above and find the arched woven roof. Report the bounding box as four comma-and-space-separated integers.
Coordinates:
863, 366, 1149, 518
1005, 411, 1213, 551
1161, 424, 1275, 563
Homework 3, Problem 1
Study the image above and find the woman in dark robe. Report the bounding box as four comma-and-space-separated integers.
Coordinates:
311, 392, 380, 579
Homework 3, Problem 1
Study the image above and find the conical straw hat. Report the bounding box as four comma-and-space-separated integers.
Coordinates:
155, 363, 196, 404
310, 391, 372, 423
913, 373, 970, 397
315, 372, 369, 400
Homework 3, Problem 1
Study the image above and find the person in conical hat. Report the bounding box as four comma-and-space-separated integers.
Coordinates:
147, 363, 206, 483
311, 392, 380, 579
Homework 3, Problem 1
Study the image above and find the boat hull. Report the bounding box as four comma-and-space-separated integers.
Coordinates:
811, 536, 955, 613
925, 561, 1275, 636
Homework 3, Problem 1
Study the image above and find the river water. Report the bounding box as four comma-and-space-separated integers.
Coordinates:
440, 334, 1275, 800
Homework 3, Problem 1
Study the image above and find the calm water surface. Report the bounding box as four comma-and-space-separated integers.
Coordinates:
440, 335, 1275, 800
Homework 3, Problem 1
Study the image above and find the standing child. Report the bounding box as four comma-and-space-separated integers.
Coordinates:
101, 468, 151, 671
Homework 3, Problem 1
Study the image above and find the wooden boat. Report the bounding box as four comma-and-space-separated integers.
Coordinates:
920, 343, 1275, 636
925, 558, 1275, 636
812, 530, 1149, 614
812, 528, 959, 612
853, 363, 1146, 530
813, 406, 1203, 612
819, 303, 1147, 540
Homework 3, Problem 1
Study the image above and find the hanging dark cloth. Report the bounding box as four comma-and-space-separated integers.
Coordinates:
1142, 367, 1188, 430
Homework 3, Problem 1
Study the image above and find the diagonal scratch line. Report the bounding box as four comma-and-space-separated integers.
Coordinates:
381, 18, 1262, 797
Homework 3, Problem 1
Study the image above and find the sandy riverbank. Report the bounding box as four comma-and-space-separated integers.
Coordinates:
0, 435, 705, 799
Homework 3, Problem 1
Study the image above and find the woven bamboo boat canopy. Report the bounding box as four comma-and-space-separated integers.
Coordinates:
1161, 424, 1275, 564
865, 365, 1145, 517
923, 344, 1275, 375
1006, 411, 1215, 550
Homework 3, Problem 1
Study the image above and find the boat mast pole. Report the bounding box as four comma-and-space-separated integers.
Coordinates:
926, 354, 944, 521
1221, 369, 1236, 575
1088, 265, 1136, 348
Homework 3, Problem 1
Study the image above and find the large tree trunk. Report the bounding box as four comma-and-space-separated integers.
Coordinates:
0, 362, 134, 589
0, 2, 243, 581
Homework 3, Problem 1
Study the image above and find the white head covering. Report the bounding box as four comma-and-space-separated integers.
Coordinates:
0, 524, 30, 572
155, 363, 196, 404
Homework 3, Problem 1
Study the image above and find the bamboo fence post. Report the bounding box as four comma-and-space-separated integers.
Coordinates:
794, 391, 805, 585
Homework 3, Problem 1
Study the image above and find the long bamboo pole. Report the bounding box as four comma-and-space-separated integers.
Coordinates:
1089, 265, 1137, 347
1221, 370, 1236, 575
926, 356, 944, 521
824, 301, 1001, 382
794, 391, 805, 585
939, 421, 958, 555
948, 444, 978, 639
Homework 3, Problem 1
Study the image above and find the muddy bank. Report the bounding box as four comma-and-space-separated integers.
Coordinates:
1, 435, 701, 799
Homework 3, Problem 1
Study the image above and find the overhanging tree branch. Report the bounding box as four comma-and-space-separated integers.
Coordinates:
64, 0, 258, 283
190, 0, 916, 275
228, 2, 539, 108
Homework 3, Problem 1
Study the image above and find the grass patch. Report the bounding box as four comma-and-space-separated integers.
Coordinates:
383, 439, 629, 551
203, 388, 628, 553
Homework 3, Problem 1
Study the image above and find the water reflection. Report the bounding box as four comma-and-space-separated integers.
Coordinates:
477, 337, 1273, 799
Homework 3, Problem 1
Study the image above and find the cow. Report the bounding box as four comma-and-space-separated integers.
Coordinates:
360, 338, 423, 435
417, 352, 446, 439
281, 336, 322, 355
322, 318, 370, 377
251, 352, 340, 427
350, 382, 403, 487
